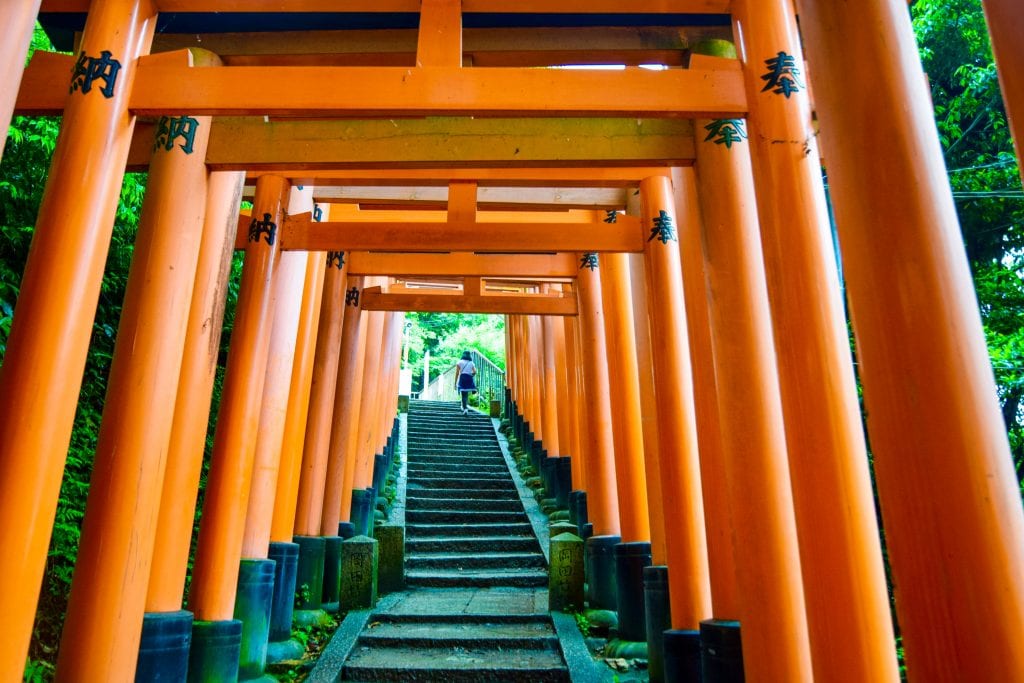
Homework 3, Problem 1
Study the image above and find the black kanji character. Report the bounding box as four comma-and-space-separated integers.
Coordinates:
69, 50, 122, 99
761, 51, 803, 99
327, 251, 345, 270
248, 213, 277, 246
153, 115, 200, 154
703, 119, 748, 149
648, 210, 677, 244
579, 253, 599, 271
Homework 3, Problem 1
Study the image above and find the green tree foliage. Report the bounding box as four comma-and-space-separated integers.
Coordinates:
404, 313, 505, 392
911, 0, 1024, 490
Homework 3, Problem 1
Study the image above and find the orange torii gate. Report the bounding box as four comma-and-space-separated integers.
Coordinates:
0, 0, 1021, 681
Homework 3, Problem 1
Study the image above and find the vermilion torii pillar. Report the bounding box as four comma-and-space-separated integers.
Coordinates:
540, 303, 562, 456
672, 169, 739, 620
188, 175, 288, 664
981, 0, 1024, 185
0, 0, 43, 162
796, 1, 1024, 678
563, 313, 587, 492
353, 310, 387, 495
626, 253, 667, 567
57, 98, 213, 680
0, 0, 156, 666
269, 248, 327, 547
599, 252, 650, 544
726, 0, 900, 674
321, 274, 366, 537
575, 259, 621, 539
242, 186, 317, 563
293, 248, 350, 539
638, 176, 712, 631
147, 171, 246, 621
694, 112, 814, 681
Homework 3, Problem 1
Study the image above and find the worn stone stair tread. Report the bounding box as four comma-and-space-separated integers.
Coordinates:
406, 552, 546, 570
405, 480, 516, 490
407, 522, 534, 536
405, 499, 523, 512
406, 536, 540, 553
405, 485, 519, 497
360, 619, 556, 640
406, 466, 509, 476
406, 510, 528, 522
406, 569, 549, 588
343, 644, 567, 671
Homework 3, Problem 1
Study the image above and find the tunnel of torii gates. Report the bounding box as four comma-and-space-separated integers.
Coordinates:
0, 0, 1022, 681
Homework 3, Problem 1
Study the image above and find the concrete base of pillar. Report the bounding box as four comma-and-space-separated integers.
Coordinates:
188, 619, 242, 683
700, 619, 744, 682
585, 535, 620, 610
267, 542, 299, 645
663, 629, 701, 683
234, 558, 276, 681
643, 565, 671, 683
137, 610, 192, 682
293, 536, 326, 610
614, 542, 652, 642
321, 535, 343, 613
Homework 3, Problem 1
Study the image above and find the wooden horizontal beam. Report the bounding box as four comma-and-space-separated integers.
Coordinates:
280, 215, 643, 252
347, 252, 580, 277
200, 117, 695, 170
306, 186, 628, 210
42, 1, 728, 13
17, 52, 744, 119
143, 26, 729, 68
125, 64, 744, 118
360, 286, 578, 315
251, 168, 671, 188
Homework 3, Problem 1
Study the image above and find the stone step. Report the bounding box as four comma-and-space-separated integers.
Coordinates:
408, 471, 510, 482
406, 452, 504, 462
342, 644, 568, 682
406, 455, 505, 467
405, 536, 540, 554
405, 487, 520, 500
357, 619, 558, 648
407, 431, 496, 440
406, 551, 547, 570
405, 473, 509, 483
406, 463, 508, 475
405, 496, 523, 512
405, 479, 516, 489
407, 444, 502, 453
405, 568, 549, 588
405, 522, 535, 538
406, 509, 528, 525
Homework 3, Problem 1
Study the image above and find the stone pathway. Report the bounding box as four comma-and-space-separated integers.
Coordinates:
336, 399, 571, 681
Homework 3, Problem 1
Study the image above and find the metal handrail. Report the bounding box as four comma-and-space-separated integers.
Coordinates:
419, 349, 505, 410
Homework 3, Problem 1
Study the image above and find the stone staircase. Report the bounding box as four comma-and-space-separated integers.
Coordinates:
340, 399, 571, 681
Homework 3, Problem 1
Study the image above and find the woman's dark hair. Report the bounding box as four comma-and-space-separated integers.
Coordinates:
461, 351, 472, 361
